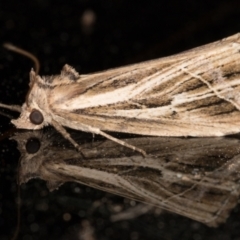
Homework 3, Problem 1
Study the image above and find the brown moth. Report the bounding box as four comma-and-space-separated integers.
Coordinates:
1, 33, 240, 155
13, 129, 240, 227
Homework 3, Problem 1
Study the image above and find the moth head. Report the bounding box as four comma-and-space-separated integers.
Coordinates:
12, 106, 47, 130
11, 70, 52, 130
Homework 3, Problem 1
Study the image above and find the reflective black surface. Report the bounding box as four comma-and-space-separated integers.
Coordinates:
1, 1, 240, 239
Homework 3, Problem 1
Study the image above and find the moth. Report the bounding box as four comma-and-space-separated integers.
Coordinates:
13, 129, 240, 227
1, 33, 240, 156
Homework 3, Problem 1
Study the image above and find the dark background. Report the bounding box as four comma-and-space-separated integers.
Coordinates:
1, 0, 240, 239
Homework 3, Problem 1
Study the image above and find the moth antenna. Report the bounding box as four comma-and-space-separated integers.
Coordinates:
0, 103, 21, 113
0, 109, 15, 119
3, 43, 40, 75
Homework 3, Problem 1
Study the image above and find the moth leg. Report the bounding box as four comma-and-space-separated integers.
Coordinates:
51, 119, 86, 158
52, 119, 146, 157
92, 129, 147, 157
0, 103, 21, 112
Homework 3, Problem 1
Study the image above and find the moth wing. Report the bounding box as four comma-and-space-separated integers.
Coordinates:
50, 33, 240, 136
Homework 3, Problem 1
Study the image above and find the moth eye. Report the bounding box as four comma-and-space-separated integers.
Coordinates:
26, 137, 41, 154
29, 109, 44, 125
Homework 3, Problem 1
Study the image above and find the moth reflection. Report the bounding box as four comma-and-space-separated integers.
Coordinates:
12, 129, 240, 227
